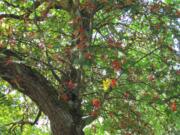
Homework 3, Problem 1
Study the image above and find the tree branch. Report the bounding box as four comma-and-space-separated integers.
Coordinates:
0, 0, 72, 20
134, 46, 161, 65
0, 48, 70, 114
6, 110, 41, 127
2, 0, 19, 8
32, 110, 42, 125
0, 48, 78, 135
0, 14, 23, 20
4, 110, 41, 133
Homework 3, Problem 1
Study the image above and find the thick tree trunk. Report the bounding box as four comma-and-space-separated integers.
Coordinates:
48, 108, 84, 135
50, 110, 84, 135
0, 50, 84, 135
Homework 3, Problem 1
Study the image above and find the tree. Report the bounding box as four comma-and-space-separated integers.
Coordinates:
0, 0, 179, 135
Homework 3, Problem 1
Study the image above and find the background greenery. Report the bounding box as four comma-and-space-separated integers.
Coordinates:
0, 0, 179, 134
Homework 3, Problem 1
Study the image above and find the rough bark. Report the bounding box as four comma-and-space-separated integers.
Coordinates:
0, 50, 84, 135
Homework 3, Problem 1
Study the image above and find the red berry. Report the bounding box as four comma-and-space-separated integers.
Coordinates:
111, 79, 117, 88
92, 99, 101, 109
171, 101, 177, 112
112, 60, 121, 71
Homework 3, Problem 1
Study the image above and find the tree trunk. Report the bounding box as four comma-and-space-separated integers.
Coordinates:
0, 51, 84, 135
50, 110, 84, 135
48, 108, 84, 135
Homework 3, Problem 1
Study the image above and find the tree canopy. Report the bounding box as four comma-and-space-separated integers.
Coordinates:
0, 0, 179, 135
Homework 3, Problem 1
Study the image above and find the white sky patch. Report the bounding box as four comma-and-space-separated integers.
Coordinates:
120, 13, 132, 25
102, 69, 107, 76
174, 38, 179, 52
36, 117, 50, 132
19, 96, 25, 103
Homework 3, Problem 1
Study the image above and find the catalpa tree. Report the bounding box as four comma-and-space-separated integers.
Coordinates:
0, 0, 179, 135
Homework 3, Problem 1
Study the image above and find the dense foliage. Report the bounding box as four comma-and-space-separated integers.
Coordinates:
0, 0, 179, 135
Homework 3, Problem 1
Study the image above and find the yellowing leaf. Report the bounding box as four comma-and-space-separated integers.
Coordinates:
103, 79, 111, 92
